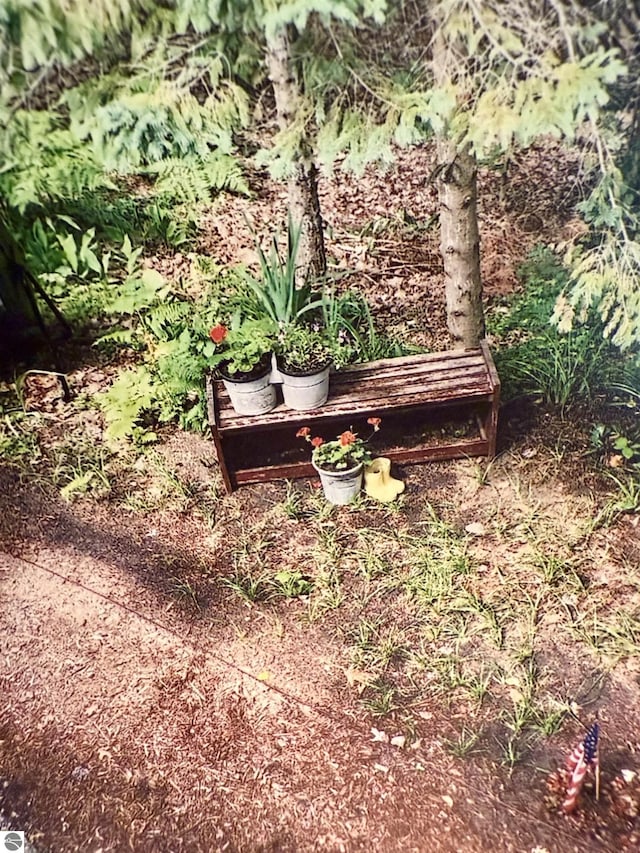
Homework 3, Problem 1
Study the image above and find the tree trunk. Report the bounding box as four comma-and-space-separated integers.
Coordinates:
265, 26, 326, 281
432, 28, 484, 349
437, 137, 485, 349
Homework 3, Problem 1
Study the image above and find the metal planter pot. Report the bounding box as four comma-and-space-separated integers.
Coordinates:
312, 460, 363, 505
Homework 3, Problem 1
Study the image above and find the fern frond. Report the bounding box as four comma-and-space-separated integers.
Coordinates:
150, 152, 249, 203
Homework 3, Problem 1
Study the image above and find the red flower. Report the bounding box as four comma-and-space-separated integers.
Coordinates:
209, 324, 227, 344
296, 426, 311, 438
311, 436, 324, 448
339, 430, 357, 446
367, 417, 381, 430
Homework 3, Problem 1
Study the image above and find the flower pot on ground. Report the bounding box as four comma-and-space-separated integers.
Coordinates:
276, 323, 332, 410
207, 318, 278, 415
297, 418, 382, 505
312, 459, 363, 505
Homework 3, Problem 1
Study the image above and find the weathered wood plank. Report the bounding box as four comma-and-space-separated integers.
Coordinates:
336, 348, 485, 376
217, 384, 492, 432
214, 365, 493, 431
231, 438, 490, 485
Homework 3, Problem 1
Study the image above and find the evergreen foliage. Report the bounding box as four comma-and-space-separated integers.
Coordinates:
312, 1, 626, 172
1, 0, 638, 362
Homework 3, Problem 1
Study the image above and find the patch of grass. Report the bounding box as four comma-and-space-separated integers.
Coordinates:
407, 647, 494, 707
349, 616, 408, 675
193, 486, 221, 529
52, 440, 113, 502
279, 482, 309, 520
597, 471, 640, 524
312, 524, 345, 571
145, 451, 198, 507
401, 508, 471, 612
498, 331, 611, 410
170, 576, 200, 610
572, 608, 640, 662
361, 680, 399, 717
354, 539, 392, 580
532, 705, 566, 737
488, 245, 624, 408
306, 567, 344, 621
228, 522, 275, 570
498, 735, 527, 772
351, 530, 406, 604
445, 726, 483, 758
0, 411, 43, 466
531, 551, 570, 585
221, 570, 273, 605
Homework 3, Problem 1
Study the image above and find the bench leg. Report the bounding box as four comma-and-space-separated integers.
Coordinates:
211, 427, 235, 494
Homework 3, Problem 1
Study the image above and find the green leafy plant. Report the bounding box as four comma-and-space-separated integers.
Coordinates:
241, 219, 322, 325
590, 423, 640, 465
150, 153, 250, 204
297, 418, 381, 471
100, 366, 157, 443
143, 200, 195, 249
276, 323, 332, 373
271, 569, 313, 598
498, 330, 610, 408
613, 433, 640, 462
488, 246, 569, 341
207, 318, 277, 377
321, 288, 411, 367
221, 571, 273, 604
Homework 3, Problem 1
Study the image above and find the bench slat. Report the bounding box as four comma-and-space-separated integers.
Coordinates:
214, 351, 495, 432
216, 383, 492, 432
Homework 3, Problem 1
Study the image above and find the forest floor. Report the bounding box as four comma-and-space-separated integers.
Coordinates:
2, 143, 640, 853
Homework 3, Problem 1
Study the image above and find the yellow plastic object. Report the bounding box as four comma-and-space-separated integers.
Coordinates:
364, 457, 405, 502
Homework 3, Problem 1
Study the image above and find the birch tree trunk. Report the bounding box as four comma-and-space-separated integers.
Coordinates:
265, 26, 326, 281
433, 30, 485, 349
437, 137, 485, 348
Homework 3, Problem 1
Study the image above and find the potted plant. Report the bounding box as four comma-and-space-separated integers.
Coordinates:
296, 418, 382, 504
275, 323, 333, 410
208, 317, 278, 415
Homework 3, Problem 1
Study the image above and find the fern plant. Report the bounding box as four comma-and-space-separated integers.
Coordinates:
96, 260, 228, 440
149, 153, 250, 204
0, 110, 113, 214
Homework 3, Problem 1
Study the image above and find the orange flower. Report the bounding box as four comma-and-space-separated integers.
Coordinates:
296, 426, 311, 438
339, 430, 357, 446
209, 324, 228, 344
367, 417, 381, 430
311, 436, 324, 448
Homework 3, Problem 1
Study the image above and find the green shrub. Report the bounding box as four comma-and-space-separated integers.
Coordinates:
496, 330, 611, 408
490, 245, 626, 407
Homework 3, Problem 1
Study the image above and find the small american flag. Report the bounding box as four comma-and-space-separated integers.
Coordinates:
562, 721, 600, 814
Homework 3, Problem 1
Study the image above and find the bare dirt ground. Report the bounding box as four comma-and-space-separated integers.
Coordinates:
2, 143, 640, 852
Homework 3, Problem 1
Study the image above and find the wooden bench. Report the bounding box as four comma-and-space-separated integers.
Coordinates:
206, 341, 500, 493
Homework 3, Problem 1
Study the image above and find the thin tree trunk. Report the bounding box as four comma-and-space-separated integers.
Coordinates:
265, 26, 326, 280
437, 137, 485, 348
433, 30, 485, 349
